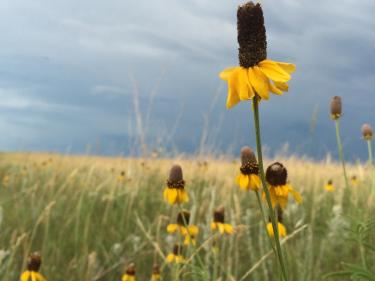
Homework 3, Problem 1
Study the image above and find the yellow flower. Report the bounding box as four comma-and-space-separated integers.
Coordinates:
167, 211, 199, 237
350, 176, 359, 187
324, 180, 335, 192
236, 147, 261, 191
166, 245, 185, 264
265, 162, 302, 209
219, 3, 295, 108
21, 252, 46, 281
266, 222, 287, 238
183, 235, 196, 246
151, 273, 161, 281
122, 263, 136, 281
163, 165, 189, 205
220, 62, 295, 108
211, 207, 234, 235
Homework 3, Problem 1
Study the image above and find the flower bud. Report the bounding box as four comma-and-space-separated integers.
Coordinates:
362, 123, 373, 140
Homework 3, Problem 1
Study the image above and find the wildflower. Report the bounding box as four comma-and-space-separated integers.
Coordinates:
330, 96, 342, 120
265, 162, 302, 209
324, 180, 335, 192
166, 244, 185, 264
151, 264, 161, 281
362, 123, 373, 140
163, 165, 188, 205
219, 2, 296, 108
267, 207, 286, 238
236, 147, 261, 191
20, 252, 46, 281
117, 171, 126, 183
210, 207, 234, 235
122, 263, 136, 281
350, 176, 359, 187
183, 234, 197, 246
167, 211, 199, 237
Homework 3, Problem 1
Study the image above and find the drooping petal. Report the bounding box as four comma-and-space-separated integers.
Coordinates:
179, 189, 189, 203
36, 273, 46, 281
219, 67, 237, 80
175, 256, 185, 264
164, 188, 177, 205
237, 173, 249, 190
248, 67, 269, 100
259, 60, 291, 82
276, 62, 296, 74
166, 254, 175, 263
288, 185, 302, 203
278, 223, 287, 237
274, 82, 289, 92
266, 222, 274, 237
249, 174, 261, 191
21, 272, 31, 281
31, 272, 37, 281
218, 223, 225, 234
167, 224, 178, 233
268, 81, 283, 95
224, 224, 234, 234
237, 68, 253, 100
211, 222, 217, 230
188, 225, 199, 236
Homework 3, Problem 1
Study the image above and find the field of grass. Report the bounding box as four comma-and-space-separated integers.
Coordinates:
0, 152, 374, 281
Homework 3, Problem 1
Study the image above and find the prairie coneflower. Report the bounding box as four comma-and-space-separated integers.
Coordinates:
236, 147, 261, 191
219, 2, 296, 108
350, 176, 359, 187
210, 207, 234, 235
166, 244, 185, 264
151, 264, 161, 281
20, 252, 46, 281
324, 180, 335, 192
183, 234, 197, 246
117, 171, 126, 183
267, 207, 286, 238
330, 96, 342, 120
167, 211, 199, 237
362, 123, 373, 140
265, 162, 302, 209
163, 165, 188, 205
122, 263, 136, 281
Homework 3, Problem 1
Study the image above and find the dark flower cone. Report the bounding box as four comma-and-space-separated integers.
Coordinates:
173, 244, 183, 255
27, 252, 42, 272
330, 96, 342, 119
266, 162, 288, 186
126, 263, 136, 275
240, 146, 259, 175
237, 2, 267, 67
362, 123, 373, 140
177, 211, 190, 225
167, 165, 185, 189
213, 206, 225, 223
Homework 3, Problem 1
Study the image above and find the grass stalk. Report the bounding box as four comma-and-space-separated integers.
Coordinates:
367, 139, 373, 165
334, 119, 349, 189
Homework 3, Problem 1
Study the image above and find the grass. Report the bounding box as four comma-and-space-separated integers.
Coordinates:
0, 152, 374, 281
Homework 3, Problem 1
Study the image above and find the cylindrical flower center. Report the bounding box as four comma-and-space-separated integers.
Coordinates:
266, 162, 287, 186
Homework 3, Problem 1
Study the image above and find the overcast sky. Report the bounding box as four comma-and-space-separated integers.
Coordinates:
0, 0, 374, 160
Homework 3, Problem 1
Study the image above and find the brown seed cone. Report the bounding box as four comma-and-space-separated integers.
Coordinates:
167, 165, 185, 189
126, 263, 136, 275
240, 146, 259, 175
27, 252, 42, 272
362, 123, 373, 140
266, 162, 288, 186
176, 211, 190, 225
237, 2, 267, 68
330, 96, 342, 119
173, 244, 183, 255
213, 206, 225, 223
152, 263, 160, 275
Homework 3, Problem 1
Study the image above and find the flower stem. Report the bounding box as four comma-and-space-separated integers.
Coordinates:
367, 139, 373, 165
334, 119, 349, 189
252, 96, 289, 281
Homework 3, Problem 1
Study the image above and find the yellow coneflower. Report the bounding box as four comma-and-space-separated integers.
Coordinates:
324, 180, 335, 192
267, 207, 287, 238
219, 2, 296, 108
210, 207, 234, 235
151, 263, 161, 281
330, 96, 342, 120
350, 176, 359, 187
265, 162, 302, 209
167, 211, 199, 237
166, 244, 185, 264
20, 252, 46, 281
122, 263, 136, 281
236, 147, 261, 191
183, 234, 197, 246
163, 165, 189, 205
117, 171, 126, 183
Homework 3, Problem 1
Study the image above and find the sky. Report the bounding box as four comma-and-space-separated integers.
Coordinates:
0, 0, 374, 160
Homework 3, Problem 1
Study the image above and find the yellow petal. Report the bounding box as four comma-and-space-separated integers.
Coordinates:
166, 254, 175, 263
219, 67, 237, 80
249, 174, 261, 191
237, 67, 253, 100
165, 188, 177, 205
225, 67, 252, 108
211, 222, 217, 230
179, 189, 189, 203
218, 223, 225, 234
35, 273, 46, 281
248, 67, 269, 100
188, 225, 199, 236
259, 60, 291, 82
237, 173, 249, 190
288, 185, 302, 203
274, 82, 289, 91
268, 81, 283, 95
266, 222, 274, 237
276, 62, 296, 74
167, 224, 178, 233
278, 223, 287, 238
31, 272, 36, 281
21, 272, 31, 281
176, 255, 185, 264
224, 224, 234, 234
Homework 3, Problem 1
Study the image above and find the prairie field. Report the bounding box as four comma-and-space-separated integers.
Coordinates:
0, 152, 374, 281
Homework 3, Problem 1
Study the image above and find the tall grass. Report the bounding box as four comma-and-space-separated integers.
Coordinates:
0, 153, 373, 281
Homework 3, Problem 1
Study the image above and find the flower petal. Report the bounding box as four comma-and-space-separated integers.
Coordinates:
219, 67, 237, 80
167, 224, 178, 233
224, 224, 234, 234
259, 60, 291, 82
248, 67, 269, 100
268, 81, 283, 95
276, 62, 296, 74
166, 254, 175, 263
237, 173, 249, 190
218, 223, 225, 234
211, 222, 217, 230
274, 82, 289, 92
188, 225, 199, 236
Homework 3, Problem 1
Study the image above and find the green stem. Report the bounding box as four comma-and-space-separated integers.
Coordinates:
367, 139, 373, 165
252, 97, 289, 281
334, 119, 349, 189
